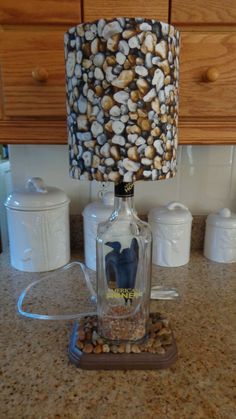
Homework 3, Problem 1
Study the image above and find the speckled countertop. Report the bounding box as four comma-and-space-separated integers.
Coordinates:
1, 250, 236, 419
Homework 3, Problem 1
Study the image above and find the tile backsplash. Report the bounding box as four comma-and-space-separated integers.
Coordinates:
9, 144, 236, 215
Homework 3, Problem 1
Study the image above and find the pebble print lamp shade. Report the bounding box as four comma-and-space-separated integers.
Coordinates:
64, 17, 180, 183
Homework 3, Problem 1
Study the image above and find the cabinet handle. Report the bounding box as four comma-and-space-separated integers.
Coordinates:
32, 67, 49, 82
204, 67, 219, 82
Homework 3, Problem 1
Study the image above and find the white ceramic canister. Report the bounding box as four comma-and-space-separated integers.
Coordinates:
148, 202, 193, 267
5, 177, 70, 272
82, 192, 114, 271
204, 208, 236, 263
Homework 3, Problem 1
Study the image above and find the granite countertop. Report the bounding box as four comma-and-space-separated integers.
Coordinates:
1, 250, 235, 419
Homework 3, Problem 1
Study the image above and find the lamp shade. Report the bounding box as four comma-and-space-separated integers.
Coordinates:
64, 17, 180, 182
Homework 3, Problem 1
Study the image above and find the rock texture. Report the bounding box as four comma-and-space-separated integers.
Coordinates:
65, 18, 180, 182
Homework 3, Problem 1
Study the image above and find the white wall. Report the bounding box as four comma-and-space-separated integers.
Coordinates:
9, 144, 236, 215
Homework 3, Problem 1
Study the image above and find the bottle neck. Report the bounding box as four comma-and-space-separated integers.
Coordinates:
112, 183, 135, 219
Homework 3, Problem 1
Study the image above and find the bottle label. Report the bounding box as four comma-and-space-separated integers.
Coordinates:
115, 182, 134, 197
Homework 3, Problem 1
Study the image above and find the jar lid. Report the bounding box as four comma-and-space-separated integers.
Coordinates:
148, 201, 193, 225
5, 177, 70, 211
82, 191, 114, 220
206, 208, 236, 229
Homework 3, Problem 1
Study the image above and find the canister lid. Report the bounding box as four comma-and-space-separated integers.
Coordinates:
82, 191, 114, 220
5, 177, 70, 211
148, 201, 193, 225
206, 208, 236, 229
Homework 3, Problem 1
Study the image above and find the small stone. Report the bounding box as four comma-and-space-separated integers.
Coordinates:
111, 135, 125, 146
98, 18, 106, 37
135, 136, 145, 146
108, 171, 121, 182
123, 29, 137, 39
128, 36, 140, 49
127, 99, 137, 112
92, 155, 100, 168
140, 22, 152, 31
125, 343, 131, 354
82, 58, 92, 69
84, 140, 96, 149
143, 170, 152, 178
136, 79, 149, 96
97, 133, 107, 145
102, 344, 110, 353
143, 88, 157, 103
123, 158, 140, 172
141, 158, 152, 166
116, 52, 126, 65
94, 67, 104, 80
154, 140, 164, 155
110, 345, 119, 354
91, 121, 103, 138
110, 145, 121, 161
66, 52, 76, 77
141, 33, 156, 53
123, 171, 133, 182
117, 344, 125, 354
77, 115, 88, 131
145, 52, 153, 69
83, 343, 93, 354
152, 69, 165, 91
93, 345, 102, 354
112, 120, 125, 134
76, 132, 92, 142
126, 125, 141, 135
130, 90, 140, 102
112, 70, 134, 89
107, 33, 120, 52
110, 105, 121, 117
114, 90, 129, 104
155, 40, 168, 60
118, 40, 129, 55
105, 67, 116, 83
101, 95, 114, 111
102, 21, 123, 40
128, 146, 139, 161
100, 143, 110, 157
76, 50, 83, 64
105, 157, 115, 166
152, 169, 158, 180
78, 95, 87, 114
153, 156, 162, 170
151, 98, 160, 114
131, 344, 141, 353
145, 145, 156, 159
77, 340, 84, 350
82, 151, 92, 167
93, 53, 105, 67
138, 118, 151, 131
135, 65, 148, 77
91, 38, 99, 55
151, 127, 161, 137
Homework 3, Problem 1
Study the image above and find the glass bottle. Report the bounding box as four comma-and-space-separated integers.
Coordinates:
96, 182, 152, 343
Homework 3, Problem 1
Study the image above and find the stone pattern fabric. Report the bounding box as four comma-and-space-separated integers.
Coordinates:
64, 18, 180, 182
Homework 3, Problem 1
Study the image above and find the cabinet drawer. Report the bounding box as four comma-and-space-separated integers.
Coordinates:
0, 0, 81, 24
0, 30, 66, 118
180, 32, 236, 119
172, 0, 236, 25
83, 0, 168, 22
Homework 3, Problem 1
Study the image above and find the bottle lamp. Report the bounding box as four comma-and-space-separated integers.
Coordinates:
64, 17, 180, 343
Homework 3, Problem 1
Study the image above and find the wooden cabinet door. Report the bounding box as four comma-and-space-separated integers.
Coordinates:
171, 0, 236, 25
83, 0, 169, 22
180, 32, 236, 119
0, 30, 67, 118
0, 0, 81, 24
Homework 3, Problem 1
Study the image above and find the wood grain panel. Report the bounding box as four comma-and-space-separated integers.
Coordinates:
0, 0, 81, 24
180, 32, 236, 118
0, 30, 66, 117
171, 0, 236, 25
83, 0, 168, 22
0, 120, 67, 144
179, 120, 236, 144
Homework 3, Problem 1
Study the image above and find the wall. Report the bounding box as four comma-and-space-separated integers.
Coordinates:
9, 144, 236, 215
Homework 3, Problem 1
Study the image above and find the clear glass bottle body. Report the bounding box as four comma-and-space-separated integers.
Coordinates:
96, 192, 152, 343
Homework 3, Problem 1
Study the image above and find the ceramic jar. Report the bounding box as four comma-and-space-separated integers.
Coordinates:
5, 177, 70, 272
204, 208, 236, 263
148, 202, 193, 267
82, 192, 114, 271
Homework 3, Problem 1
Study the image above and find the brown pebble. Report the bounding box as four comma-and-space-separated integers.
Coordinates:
77, 340, 84, 350
131, 344, 141, 354
117, 344, 126, 354
93, 345, 102, 354
83, 343, 93, 354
